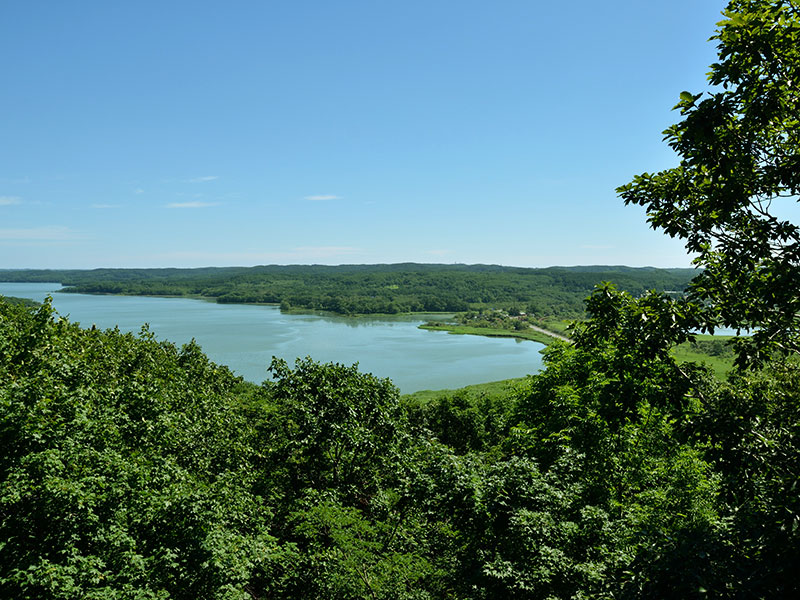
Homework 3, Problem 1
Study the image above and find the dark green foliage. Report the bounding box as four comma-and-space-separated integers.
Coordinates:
603, 2, 800, 589
258, 357, 407, 507
253, 359, 443, 598
404, 440, 621, 599
404, 388, 516, 454
283, 499, 434, 599
3, 279, 800, 598
0, 299, 436, 598
506, 288, 799, 598
688, 363, 800, 595
0, 295, 40, 308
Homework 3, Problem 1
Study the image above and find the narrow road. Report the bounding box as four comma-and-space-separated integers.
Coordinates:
528, 324, 572, 343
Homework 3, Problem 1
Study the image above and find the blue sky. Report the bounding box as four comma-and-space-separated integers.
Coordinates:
1, 0, 727, 269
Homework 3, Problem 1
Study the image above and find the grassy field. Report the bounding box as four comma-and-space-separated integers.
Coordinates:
672, 334, 737, 379
401, 376, 530, 405
419, 322, 564, 345
536, 317, 574, 337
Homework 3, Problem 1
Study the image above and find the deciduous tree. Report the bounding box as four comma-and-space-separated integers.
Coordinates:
618, 0, 800, 366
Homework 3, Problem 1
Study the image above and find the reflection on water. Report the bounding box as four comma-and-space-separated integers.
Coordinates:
0, 282, 544, 393
287, 311, 454, 329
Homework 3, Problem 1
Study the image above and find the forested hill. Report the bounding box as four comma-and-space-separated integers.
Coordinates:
0, 263, 696, 316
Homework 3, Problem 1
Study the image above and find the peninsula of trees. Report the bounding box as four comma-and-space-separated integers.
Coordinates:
0, 263, 696, 318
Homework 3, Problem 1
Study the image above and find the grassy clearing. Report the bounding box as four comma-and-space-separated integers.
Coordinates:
536, 317, 574, 337
401, 376, 529, 405
419, 322, 560, 345
672, 334, 737, 379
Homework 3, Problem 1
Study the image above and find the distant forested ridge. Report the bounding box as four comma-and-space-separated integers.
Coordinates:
0, 263, 696, 317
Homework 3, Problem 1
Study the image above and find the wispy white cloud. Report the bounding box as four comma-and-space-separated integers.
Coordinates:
304, 194, 342, 201
92, 203, 121, 209
186, 176, 219, 183
0, 196, 22, 206
155, 246, 361, 263
134, 188, 145, 194
292, 246, 359, 258
0, 226, 81, 241
166, 201, 220, 208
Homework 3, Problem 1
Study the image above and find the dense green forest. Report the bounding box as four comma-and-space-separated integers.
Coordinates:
2, 0, 799, 597
2, 284, 797, 598
0, 264, 696, 318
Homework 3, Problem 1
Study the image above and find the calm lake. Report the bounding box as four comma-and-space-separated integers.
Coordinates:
1, 282, 545, 393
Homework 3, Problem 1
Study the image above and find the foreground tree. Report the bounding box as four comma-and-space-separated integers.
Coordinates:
618, 0, 800, 366
0, 299, 291, 598
606, 1, 800, 593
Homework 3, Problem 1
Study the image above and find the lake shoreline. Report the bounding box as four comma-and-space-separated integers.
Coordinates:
7, 285, 571, 346
53, 288, 573, 344
418, 322, 560, 345
1, 282, 546, 393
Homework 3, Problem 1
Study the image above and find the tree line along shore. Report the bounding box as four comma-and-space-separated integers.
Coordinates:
0, 263, 696, 317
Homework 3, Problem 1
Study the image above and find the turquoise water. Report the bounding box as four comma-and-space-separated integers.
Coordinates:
0, 282, 545, 393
